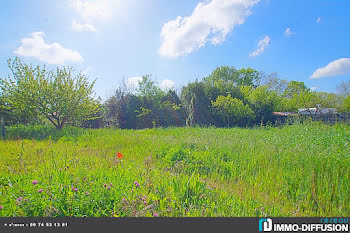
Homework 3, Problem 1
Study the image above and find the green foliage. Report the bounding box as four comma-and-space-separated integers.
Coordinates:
203, 66, 260, 87
281, 81, 319, 112
181, 80, 216, 126
237, 68, 260, 87
283, 81, 310, 98
341, 95, 350, 112
104, 76, 186, 129
212, 94, 255, 126
315, 92, 342, 109
137, 75, 162, 98
0, 58, 100, 130
283, 91, 318, 112
203, 66, 239, 85
243, 86, 281, 123
1, 60, 345, 129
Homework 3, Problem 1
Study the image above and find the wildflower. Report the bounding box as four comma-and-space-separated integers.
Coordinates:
103, 184, 107, 187
17, 197, 23, 202
142, 196, 147, 201
24, 199, 28, 202
71, 187, 74, 191
143, 201, 147, 205
74, 188, 78, 192
117, 152, 123, 159
153, 213, 158, 217
107, 186, 111, 190
32, 180, 38, 185
121, 198, 126, 202
110, 183, 113, 186
38, 189, 43, 193
0, 205, 3, 210
134, 181, 140, 187
85, 191, 89, 195
155, 190, 159, 193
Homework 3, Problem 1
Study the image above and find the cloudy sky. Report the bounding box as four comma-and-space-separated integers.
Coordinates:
0, 0, 349, 98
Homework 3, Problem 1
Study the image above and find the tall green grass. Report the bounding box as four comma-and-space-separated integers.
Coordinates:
0, 122, 349, 217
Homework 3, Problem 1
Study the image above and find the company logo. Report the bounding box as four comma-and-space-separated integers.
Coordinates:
259, 218, 273, 232
258, 218, 349, 232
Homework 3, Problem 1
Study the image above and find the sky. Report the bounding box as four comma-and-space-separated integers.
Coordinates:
0, 0, 349, 99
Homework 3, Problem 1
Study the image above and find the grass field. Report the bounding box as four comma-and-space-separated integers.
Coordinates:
0, 122, 349, 217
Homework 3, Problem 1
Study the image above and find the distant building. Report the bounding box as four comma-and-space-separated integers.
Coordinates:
273, 105, 348, 124
298, 107, 338, 115
273, 105, 338, 117
272, 112, 297, 116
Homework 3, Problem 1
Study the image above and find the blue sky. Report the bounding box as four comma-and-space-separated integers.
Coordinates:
0, 0, 349, 99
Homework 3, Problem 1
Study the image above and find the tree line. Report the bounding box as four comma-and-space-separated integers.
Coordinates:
1, 58, 349, 130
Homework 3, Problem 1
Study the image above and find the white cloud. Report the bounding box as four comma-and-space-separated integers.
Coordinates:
310, 86, 319, 91
310, 58, 350, 79
160, 79, 175, 90
72, 20, 97, 32
14, 32, 83, 65
249, 35, 270, 57
71, 0, 112, 22
158, 0, 260, 58
316, 17, 321, 23
126, 76, 142, 88
284, 27, 294, 36
71, 0, 119, 32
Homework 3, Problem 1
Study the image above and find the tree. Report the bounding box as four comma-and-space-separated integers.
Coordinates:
203, 66, 260, 87
211, 94, 255, 127
315, 92, 342, 109
281, 81, 318, 112
0, 58, 100, 130
136, 75, 165, 128
283, 81, 309, 98
137, 75, 163, 97
259, 72, 288, 95
336, 80, 350, 96
181, 81, 217, 126
340, 95, 350, 113
105, 76, 185, 129
1, 78, 41, 125
237, 68, 260, 87
104, 82, 135, 129
282, 91, 318, 112
81, 97, 105, 128
204, 66, 239, 86
243, 85, 280, 124
0, 95, 8, 138
160, 90, 186, 127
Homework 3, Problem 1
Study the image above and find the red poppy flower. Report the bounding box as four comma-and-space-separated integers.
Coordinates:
117, 152, 123, 159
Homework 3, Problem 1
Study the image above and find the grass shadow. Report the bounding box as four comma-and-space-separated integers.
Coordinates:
4, 124, 87, 141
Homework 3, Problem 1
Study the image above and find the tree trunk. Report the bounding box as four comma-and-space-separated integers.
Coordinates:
1, 116, 5, 139
57, 123, 64, 130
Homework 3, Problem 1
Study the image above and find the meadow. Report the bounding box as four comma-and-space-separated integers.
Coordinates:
0, 122, 349, 217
